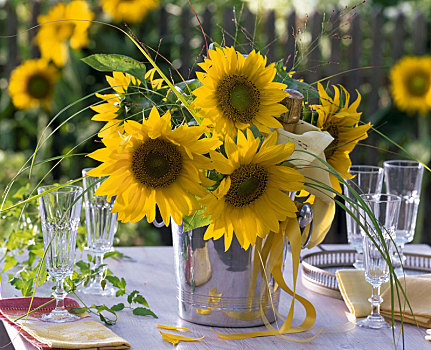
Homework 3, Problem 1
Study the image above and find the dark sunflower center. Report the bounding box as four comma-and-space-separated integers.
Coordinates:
324, 123, 339, 159
131, 138, 183, 189
26, 74, 51, 99
215, 74, 260, 124
225, 164, 268, 207
407, 74, 429, 97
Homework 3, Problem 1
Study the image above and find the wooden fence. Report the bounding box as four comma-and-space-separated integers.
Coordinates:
2, 3, 431, 244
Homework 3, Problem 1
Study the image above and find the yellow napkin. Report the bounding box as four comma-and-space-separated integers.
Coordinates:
336, 270, 431, 327
335, 269, 388, 318
381, 274, 431, 328
277, 121, 336, 247
17, 318, 131, 349
0, 297, 131, 349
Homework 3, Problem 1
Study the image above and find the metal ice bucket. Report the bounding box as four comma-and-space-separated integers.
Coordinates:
170, 204, 313, 327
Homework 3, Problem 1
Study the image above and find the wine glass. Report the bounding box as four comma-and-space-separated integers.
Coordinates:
343, 165, 384, 269
357, 193, 401, 329
38, 185, 83, 323
383, 160, 424, 272
80, 168, 118, 296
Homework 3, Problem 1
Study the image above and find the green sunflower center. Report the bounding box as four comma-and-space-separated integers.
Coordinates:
215, 74, 261, 124
407, 73, 429, 97
26, 74, 52, 99
131, 138, 183, 189
324, 123, 339, 159
225, 164, 268, 207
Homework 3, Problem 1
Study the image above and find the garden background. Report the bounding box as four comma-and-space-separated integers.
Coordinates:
1, 0, 431, 247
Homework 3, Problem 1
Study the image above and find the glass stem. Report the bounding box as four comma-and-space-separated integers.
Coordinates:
370, 285, 382, 317
93, 253, 105, 285
54, 279, 67, 311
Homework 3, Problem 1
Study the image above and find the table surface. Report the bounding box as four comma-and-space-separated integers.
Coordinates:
1, 244, 431, 350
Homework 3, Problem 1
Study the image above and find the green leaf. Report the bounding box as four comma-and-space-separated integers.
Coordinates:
69, 307, 87, 314
3, 255, 17, 272
101, 279, 107, 290
116, 290, 126, 297
22, 279, 34, 296
128, 290, 139, 304
29, 249, 45, 258
182, 208, 211, 233
106, 275, 121, 288
111, 303, 125, 312
273, 61, 319, 100
132, 307, 158, 318
133, 294, 149, 307
99, 313, 116, 326
104, 250, 127, 260
119, 277, 127, 290
76, 261, 91, 274
81, 54, 147, 85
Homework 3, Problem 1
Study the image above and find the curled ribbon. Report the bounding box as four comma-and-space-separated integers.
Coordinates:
212, 218, 320, 342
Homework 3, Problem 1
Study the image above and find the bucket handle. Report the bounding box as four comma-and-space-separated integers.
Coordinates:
297, 203, 313, 249
152, 218, 165, 228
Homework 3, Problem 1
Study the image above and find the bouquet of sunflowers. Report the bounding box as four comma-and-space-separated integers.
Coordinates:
83, 44, 371, 252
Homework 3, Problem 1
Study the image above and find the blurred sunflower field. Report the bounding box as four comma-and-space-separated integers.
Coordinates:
1, 0, 431, 246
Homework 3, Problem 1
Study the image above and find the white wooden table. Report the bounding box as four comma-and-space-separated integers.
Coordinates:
1, 244, 430, 349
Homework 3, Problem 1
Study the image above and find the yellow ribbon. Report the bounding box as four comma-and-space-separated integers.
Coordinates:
212, 219, 319, 341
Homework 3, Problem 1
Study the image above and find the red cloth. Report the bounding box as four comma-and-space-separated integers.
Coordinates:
0, 297, 80, 350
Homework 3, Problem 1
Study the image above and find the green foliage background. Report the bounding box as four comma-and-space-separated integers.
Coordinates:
1, 0, 431, 246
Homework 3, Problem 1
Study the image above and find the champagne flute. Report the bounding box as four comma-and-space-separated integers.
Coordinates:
38, 185, 83, 323
80, 168, 118, 296
357, 193, 401, 329
343, 165, 384, 269
383, 160, 424, 272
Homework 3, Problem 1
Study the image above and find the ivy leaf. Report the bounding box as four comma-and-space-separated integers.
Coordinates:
76, 261, 91, 274
22, 278, 34, 297
99, 313, 116, 326
81, 54, 147, 86
69, 307, 87, 314
3, 255, 17, 272
106, 275, 122, 289
104, 250, 128, 260
132, 307, 158, 318
133, 294, 149, 307
116, 290, 126, 297
127, 290, 139, 304
111, 303, 125, 312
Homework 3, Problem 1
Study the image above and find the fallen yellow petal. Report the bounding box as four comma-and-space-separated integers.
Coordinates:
159, 331, 205, 346
160, 332, 179, 346
155, 324, 192, 332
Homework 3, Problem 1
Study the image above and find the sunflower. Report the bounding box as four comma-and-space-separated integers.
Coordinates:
100, 0, 160, 24
192, 47, 287, 138
36, 0, 94, 67
311, 83, 371, 193
145, 68, 167, 90
8, 59, 58, 110
200, 130, 305, 251
87, 107, 221, 226
106, 71, 141, 95
390, 56, 431, 115
91, 71, 141, 138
